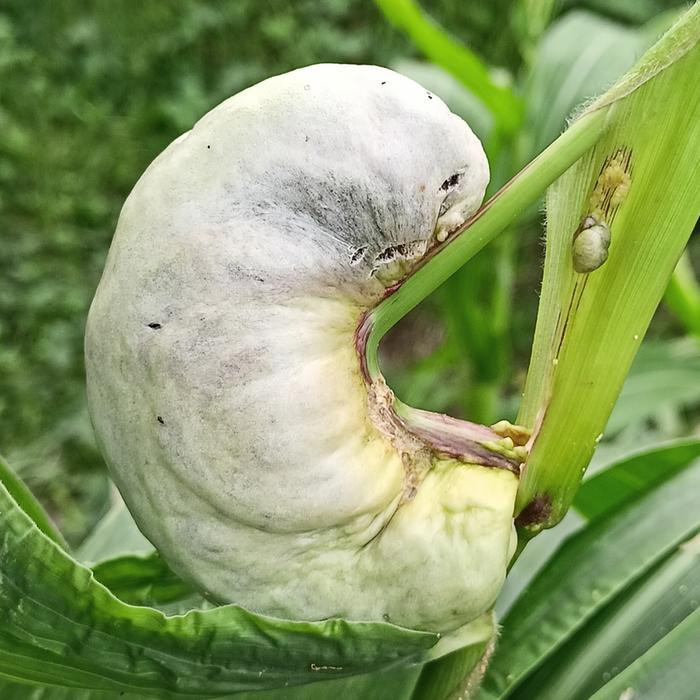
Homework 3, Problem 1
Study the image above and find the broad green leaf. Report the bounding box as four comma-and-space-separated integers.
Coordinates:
516, 5, 700, 529
590, 605, 700, 700
90, 552, 195, 608
0, 664, 423, 700
575, 436, 700, 520
0, 685, 119, 699
477, 459, 700, 699
0, 472, 440, 697
518, 10, 670, 165
0, 627, 493, 700
511, 531, 700, 699
0, 453, 67, 550
0, 665, 422, 700
605, 337, 700, 436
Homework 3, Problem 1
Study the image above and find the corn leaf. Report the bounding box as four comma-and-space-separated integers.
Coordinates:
89, 552, 196, 609
477, 457, 700, 699
589, 605, 700, 700
574, 436, 700, 520
517, 10, 672, 165
0, 459, 443, 697
516, 4, 700, 530
511, 531, 700, 698
0, 453, 67, 550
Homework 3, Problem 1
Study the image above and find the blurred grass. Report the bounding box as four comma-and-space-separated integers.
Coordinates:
0, 0, 696, 544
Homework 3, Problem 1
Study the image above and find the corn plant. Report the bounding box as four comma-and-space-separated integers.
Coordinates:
1, 3, 699, 699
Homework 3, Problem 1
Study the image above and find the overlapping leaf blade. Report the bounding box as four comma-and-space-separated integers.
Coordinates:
512, 531, 700, 698
477, 459, 700, 699
90, 552, 196, 608
590, 606, 700, 700
0, 454, 67, 550
604, 338, 700, 437
575, 436, 700, 520
516, 5, 700, 528
0, 468, 439, 697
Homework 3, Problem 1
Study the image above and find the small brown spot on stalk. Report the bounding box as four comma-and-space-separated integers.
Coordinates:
516, 494, 552, 528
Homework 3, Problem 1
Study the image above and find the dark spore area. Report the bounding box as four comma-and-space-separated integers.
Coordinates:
440, 172, 462, 191
375, 243, 410, 263
515, 494, 552, 528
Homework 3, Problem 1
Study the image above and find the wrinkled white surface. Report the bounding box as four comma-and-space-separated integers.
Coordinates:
85, 64, 516, 632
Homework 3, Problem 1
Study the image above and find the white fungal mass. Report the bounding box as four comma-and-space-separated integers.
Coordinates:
85, 64, 518, 633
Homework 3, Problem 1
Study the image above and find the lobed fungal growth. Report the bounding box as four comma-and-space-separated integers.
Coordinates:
85, 64, 519, 633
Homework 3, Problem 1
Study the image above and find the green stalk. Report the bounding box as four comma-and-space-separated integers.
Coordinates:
515, 5, 700, 534
365, 107, 608, 378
